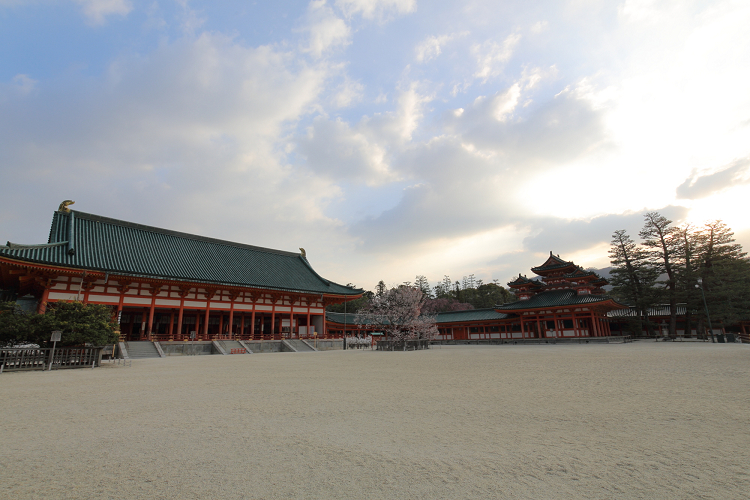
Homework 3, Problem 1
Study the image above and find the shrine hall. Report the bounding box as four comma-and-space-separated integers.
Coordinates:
0, 204, 363, 342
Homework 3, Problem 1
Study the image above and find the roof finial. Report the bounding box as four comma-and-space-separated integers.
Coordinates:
58, 200, 75, 213
299, 247, 306, 258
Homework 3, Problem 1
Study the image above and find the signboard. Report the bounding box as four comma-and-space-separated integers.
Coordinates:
50, 330, 62, 342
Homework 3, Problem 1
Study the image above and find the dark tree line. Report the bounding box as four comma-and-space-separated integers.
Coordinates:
609, 213, 750, 338
326, 274, 514, 314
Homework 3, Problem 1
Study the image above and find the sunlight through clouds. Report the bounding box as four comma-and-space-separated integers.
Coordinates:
1, 0, 748, 288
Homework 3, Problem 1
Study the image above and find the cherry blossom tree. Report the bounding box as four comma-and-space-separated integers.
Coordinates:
355, 286, 437, 347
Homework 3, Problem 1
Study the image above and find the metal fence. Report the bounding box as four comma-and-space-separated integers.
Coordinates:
0, 347, 103, 372
376, 339, 431, 351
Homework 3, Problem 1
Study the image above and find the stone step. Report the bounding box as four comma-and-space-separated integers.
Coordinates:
286, 339, 315, 352
124, 341, 161, 359
215, 340, 249, 354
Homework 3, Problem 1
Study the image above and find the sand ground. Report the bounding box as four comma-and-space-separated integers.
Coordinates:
1, 342, 749, 499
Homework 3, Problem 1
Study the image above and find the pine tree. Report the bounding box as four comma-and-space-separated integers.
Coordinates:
640, 212, 679, 336
696, 221, 750, 329
609, 229, 659, 336
673, 224, 701, 337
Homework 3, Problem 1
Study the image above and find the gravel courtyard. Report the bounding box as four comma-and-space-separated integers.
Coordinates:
2, 342, 748, 499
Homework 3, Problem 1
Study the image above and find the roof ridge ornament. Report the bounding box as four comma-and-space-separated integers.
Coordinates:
299, 247, 306, 258
58, 200, 75, 213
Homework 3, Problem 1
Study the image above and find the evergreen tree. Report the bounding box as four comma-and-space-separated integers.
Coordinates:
0, 301, 34, 347
673, 224, 701, 337
696, 221, 750, 329
609, 229, 659, 336
640, 212, 679, 336
414, 275, 432, 298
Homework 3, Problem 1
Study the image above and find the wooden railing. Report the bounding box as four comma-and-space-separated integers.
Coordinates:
0, 347, 103, 372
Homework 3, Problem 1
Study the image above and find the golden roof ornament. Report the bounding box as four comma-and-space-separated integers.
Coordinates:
58, 200, 75, 213
299, 247, 306, 258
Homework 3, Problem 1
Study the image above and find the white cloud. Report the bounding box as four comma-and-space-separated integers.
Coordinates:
414, 32, 467, 63
491, 83, 520, 121
472, 33, 521, 83
335, 0, 415, 20
297, 117, 395, 186
301, 1, 351, 58
0, 33, 347, 255
530, 20, 548, 34
331, 76, 364, 108
74, 0, 132, 25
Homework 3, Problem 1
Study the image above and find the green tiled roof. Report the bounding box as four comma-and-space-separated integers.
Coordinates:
508, 274, 540, 287
495, 289, 625, 311
1, 210, 361, 296
327, 308, 510, 325
435, 308, 510, 323
608, 304, 689, 318
531, 252, 576, 273
326, 311, 388, 326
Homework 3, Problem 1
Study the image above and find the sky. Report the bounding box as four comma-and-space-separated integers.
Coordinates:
1, 0, 749, 292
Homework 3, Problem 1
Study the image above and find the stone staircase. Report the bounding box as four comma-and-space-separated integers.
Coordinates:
286, 339, 317, 352
124, 341, 162, 359
215, 340, 252, 354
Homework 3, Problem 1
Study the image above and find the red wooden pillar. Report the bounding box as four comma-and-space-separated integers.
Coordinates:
177, 298, 185, 341
141, 311, 147, 339
250, 309, 256, 339
228, 300, 235, 340
271, 310, 276, 339
323, 312, 327, 339
168, 311, 174, 340
147, 293, 156, 340
591, 312, 600, 337
203, 290, 211, 338
239, 314, 245, 340
37, 285, 50, 314
520, 316, 525, 339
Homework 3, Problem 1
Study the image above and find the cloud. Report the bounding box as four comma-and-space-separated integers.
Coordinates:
0, 33, 344, 252
414, 32, 467, 63
521, 206, 690, 256
530, 20, 548, 34
445, 86, 608, 169
472, 33, 521, 83
339, 77, 611, 256
359, 81, 433, 143
301, 1, 351, 58
74, 0, 132, 25
330, 76, 364, 108
297, 117, 395, 186
335, 0, 415, 20
0, 74, 37, 101
676, 157, 750, 199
